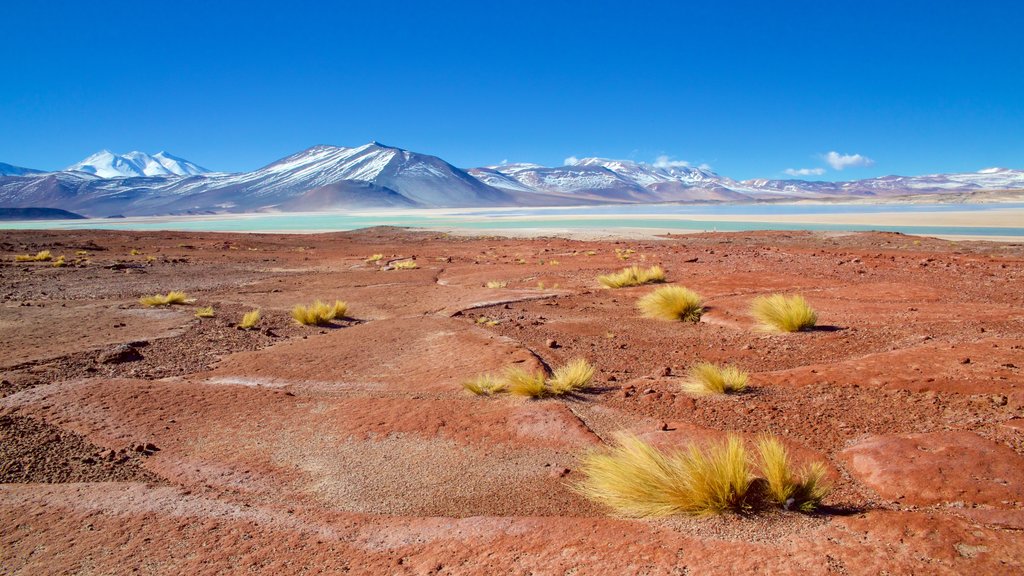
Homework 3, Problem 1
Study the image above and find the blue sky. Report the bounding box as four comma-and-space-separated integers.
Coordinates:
1, 0, 1021, 180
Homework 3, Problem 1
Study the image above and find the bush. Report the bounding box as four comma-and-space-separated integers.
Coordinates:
750, 294, 817, 332
391, 260, 418, 270
756, 435, 830, 512
547, 358, 596, 394
683, 362, 749, 395
195, 306, 215, 318
598, 265, 666, 289
578, 433, 831, 517
462, 373, 505, 396
139, 291, 192, 307
637, 285, 703, 322
14, 250, 52, 262
292, 300, 348, 326
238, 309, 261, 330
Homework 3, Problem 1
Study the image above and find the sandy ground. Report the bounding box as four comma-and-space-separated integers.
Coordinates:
1, 226, 1023, 575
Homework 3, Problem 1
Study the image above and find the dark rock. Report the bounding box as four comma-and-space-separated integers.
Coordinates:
545, 339, 559, 349
97, 344, 142, 364
960, 357, 971, 364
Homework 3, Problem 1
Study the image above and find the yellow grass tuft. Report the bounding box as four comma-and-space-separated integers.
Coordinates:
195, 306, 215, 318
130, 249, 143, 256
505, 366, 549, 398
615, 248, 636, 261
750, 294, 818, 332
292, 299, 348, 326
547, 358, 596, 394
462, 373, 506, 396
139, 290, 192, 307
15, 250, 52, 262
238, 309, 261, 330
637, 285, 703, 322
577, 433, 752, 517
365, 253, 384, 263
485, 280, 508, 288
756, 435, 830, 512
391, 259, 418, 270
75, 250, 89, 256
51, 255, 67, 267
683, 362, 749, 395
598, 265, 666, 289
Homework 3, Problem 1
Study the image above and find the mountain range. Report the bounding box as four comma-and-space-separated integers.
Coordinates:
1, 143, 1022, 217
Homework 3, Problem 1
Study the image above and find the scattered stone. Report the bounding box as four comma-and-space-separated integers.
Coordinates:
960, 357, 971, 364
545, 339, 559, 349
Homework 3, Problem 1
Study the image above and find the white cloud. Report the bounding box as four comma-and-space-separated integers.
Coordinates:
697, 163, 713, 171
784, 167, 827, 177
500, 159, 508, 165
823, 151, 874, 170
653, 155, 691, 169
564, 156, 579, 166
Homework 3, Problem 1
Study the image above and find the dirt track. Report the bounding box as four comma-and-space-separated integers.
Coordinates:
1, 227, 1022, 574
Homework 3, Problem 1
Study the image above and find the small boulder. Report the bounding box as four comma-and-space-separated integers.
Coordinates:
98, 344, 142, 364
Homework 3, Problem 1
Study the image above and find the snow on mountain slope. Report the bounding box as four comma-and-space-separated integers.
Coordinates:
66, 150, 211, 178
0, 162, 45, 177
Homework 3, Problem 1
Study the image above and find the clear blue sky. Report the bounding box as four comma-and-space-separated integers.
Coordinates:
1, 0, 1021, 180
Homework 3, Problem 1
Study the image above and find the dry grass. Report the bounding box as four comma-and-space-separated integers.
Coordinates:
130, 249, 143, 256
392, 260, 418, 270
751, 294, 818, 332
756, 435, 830, 512
14, 250, 52, 262
139, 291, 192, 307
547, 358, 596, 394
238, 309, 261, 330
577, 433, 752, 517
485, 280, 508, 288
365, 253, 384, 263
51, 255, 67, 267
683, 362, 749, 395
462, 373, 506, 396
194, 306, 215, 318
505, 366, 549, 398
292, 300, 348, 326
598, 265, 666, 288
637, 285, 704, 322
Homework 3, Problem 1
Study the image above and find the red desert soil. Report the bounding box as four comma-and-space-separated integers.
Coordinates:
1, 226, 1022, 574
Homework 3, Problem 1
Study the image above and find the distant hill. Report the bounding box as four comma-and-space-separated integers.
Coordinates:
0, 207, 86, 220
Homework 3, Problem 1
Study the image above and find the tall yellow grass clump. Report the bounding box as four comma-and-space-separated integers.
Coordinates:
391, 260, 418, 270
578, 433, 830, 517
750, 294, 818, 332
637, 285, 703, 322
238, 309, 261, 329
485, 280, 508, 288
14, 250, 52, 262
51, 255, 67, 267
756, 435, 830, 512
505, 366, 549, 398
547, 358, 596, 395
683, 362, 749, 395
194, 306, 215, 318
462, 373, 506, 396
139, 291, 192, 307
292, 300, 348, 326
365, 253, 384, 263
577, 433, 752, 517
598, 265, 666, 288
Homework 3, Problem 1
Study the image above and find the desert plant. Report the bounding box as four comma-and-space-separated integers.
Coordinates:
365, 253, 384, 263
637, 285, 703, 322
194, 306, 215, 318
292, 299, 348, 326
130, 249, 143, 256
756, 435, 830, 512
14, 250, 52, 262
683, 362, 749, 395
392, 260, 418, 270
598, 265, 666, 289
139, 291, 192, 307
577, 433, 752, 517
547, 358, 596, 394
485, 280, 508, 288
238, 309, 261, 329
505, 366, 549, 398
462, 373, 506, 396
750, 294, 817, 332
51, 255, 67, 267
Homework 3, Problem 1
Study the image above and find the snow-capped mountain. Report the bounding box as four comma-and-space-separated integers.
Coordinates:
66, 150, 210, 178
1, 143, 1022, 217
0, 162, 45, 177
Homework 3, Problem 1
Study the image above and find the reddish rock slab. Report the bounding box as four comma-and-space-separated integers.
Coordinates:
840, 431, 1024, 506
